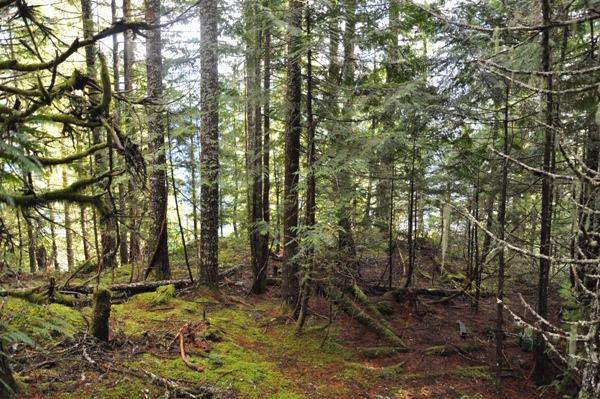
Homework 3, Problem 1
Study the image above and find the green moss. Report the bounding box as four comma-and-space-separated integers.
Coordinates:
3, 297, 79, 343
151, 284, 175, 306
378, 361, 406, 380
89, 285, 111, 341
356, 346, 403, 359
375, 300, 394, 315
442, 270, 467, 282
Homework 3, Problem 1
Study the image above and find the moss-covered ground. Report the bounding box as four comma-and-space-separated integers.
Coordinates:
4, 246, 567, 399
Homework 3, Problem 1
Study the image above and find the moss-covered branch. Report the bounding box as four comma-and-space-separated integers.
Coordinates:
29, 114, 102, 128
3, 175, 110, 214
35, 142, 108, 166
0, 21, 156, 72
91, 53, 112, 117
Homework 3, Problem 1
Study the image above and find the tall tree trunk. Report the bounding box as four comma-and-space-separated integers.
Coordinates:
144, 0, 170, 280
113, 0, 128, 268
282, 0, 303, 311
82, 0, 116, 272
263, 0, 271, 245
199, 0, 220, 287
404, 135, 417, 287
297, 4, 317, 332
124, 0, 141, 265
336, 0, 358, 265
246, 1, 268, 294
536, 0, 554, 384
496, 83, 510, 380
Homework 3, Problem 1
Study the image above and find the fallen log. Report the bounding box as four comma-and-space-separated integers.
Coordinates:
424, 342, 484, 356
384, 287, 460, 303
0, 278, 74, 306
61, 278, 194, 296
356, 346, 405, 359
0, 264, 247, 301
351, 284, 397, 334
321, 283, 408, 351
61, 264, 246, 295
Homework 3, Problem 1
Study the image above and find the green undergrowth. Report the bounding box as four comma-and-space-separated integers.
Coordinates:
106, 290, 402, 398
2, 297, 83, 343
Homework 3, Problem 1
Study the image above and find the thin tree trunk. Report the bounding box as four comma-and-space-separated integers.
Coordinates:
123, 0, 141, 265
24, 208, 36, 273
80, 207, 90, 261
496, 82, 510, 380
263, 0, 271, 238
189, 133, 200, 254
112, 0, 128, 268
63, 171, 75, 271
536, 0, 554, 384
404, 135, 417, 288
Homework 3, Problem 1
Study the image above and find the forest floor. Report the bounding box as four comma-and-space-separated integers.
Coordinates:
6, 240, 572, 399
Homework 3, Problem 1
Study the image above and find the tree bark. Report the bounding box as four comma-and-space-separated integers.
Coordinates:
246, 1, 268, 294
199, 0, 220, 287
536, 0, 554, 384
144, 0, 170, 280
282, 0, 303, 311
496, 82, 510, 380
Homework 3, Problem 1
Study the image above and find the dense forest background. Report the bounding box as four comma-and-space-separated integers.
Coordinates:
2, 0, 600, 397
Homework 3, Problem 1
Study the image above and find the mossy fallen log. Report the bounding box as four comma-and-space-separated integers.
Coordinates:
383, 287, 457, 303
0, 279, 74, 306
322, 283, 408, 351
357, 346, 405, 359
351, 284, 396, 333
424, 342, 484, 356
58, 264, 246, 296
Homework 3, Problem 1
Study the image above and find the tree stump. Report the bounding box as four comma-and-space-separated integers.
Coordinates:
90, 285, 111, 342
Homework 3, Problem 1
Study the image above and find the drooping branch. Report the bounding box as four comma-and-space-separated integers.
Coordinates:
34, 142, 108, 166
4, 175, 111, 214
